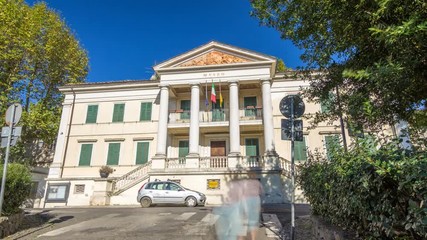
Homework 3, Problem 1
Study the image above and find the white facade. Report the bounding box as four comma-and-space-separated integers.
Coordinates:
42, 41, 351, 207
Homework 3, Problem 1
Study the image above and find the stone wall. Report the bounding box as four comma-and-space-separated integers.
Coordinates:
0, 211, 24, 238
310, 215, 357, 240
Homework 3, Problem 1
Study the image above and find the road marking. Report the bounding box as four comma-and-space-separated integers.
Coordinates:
174, 212, 196, 220
37, 214, 119, 237
159, 212, 171, 216
201, 213, 219, 225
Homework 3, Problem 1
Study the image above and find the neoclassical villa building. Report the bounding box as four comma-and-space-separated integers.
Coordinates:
42, 41, 357, 207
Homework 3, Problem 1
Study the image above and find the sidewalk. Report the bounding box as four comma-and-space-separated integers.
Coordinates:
260, 203, 313, 239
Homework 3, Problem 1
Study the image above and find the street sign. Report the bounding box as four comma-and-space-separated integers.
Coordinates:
1, 136, 19, 148
281, 119, 303, 141
5, 104, 22, 125
279, 95, 305, 118
1, 126, 22, 137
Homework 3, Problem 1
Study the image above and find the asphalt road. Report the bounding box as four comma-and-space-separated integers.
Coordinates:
7, 206, 220, 240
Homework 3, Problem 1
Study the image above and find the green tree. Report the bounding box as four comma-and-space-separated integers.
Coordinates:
276, 58, 287, 72
0, 0, 88, 164
251, 0, 427, 129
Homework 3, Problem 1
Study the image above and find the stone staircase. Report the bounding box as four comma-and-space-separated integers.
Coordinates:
110, 162, 151, 196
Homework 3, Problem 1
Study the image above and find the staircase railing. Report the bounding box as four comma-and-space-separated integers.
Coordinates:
279, 157, 292, 177
111, 162, 151, 196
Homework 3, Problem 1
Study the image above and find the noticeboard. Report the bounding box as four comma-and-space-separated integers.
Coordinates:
45, 183, 70, 203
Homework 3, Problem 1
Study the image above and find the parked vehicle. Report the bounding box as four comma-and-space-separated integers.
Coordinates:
137, 180, 206, 207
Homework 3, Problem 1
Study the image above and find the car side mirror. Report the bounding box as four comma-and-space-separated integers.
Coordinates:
178, 188, 184, 191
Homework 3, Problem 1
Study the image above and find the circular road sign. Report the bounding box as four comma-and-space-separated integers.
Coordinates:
279, 95, 305, 118
5, 103, 22, 125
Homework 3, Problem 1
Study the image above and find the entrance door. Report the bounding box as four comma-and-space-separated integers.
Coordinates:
211, 141, 226, 156
211, 141, 226, 168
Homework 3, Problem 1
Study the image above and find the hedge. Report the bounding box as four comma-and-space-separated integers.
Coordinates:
298, 137, 427, 239
0, 163, 32, 215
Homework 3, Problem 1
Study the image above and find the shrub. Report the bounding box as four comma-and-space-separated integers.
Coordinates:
0, 163, 32, 215
298, 136, 427, 239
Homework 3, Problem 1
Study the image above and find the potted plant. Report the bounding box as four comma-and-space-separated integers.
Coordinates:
99, 165, 114, 178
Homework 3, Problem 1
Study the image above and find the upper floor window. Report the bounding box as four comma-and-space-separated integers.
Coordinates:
85, 105, 98, 124
180, 100, 190, 120
112, 103, 125, 122
140, 102, 152, 121
244, 96, 257, 117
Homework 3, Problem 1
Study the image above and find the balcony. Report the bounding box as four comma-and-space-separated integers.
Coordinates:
164, 155, 287, 171
168, 107, 263, 125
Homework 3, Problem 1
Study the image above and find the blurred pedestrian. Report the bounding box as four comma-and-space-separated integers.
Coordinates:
241, 173, 263, 240
214, 179, 246, 240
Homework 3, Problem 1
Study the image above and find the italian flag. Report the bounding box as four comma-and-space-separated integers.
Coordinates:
211, 82, 216, 103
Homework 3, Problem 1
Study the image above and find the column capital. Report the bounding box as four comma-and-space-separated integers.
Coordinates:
228, 80, 239, 86
260, 78, 272, 85
159, 83, 170, 89
190, 83, 201, 88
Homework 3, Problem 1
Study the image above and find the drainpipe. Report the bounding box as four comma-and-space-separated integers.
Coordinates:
60, 88, 76, 178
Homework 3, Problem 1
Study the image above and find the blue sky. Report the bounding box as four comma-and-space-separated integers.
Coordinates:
27, 0, 304, 83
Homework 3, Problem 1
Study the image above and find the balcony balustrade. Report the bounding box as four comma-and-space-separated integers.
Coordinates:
168, 107, 263, 124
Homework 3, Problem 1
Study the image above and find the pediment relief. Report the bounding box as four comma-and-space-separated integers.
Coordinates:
178, 51, 251, 67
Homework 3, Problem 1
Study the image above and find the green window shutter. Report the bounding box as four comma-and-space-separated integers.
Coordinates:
140, 102, 152, 121
244, 97, 257, 116
245, 138, 259, 156
106, 143, 121, 165
180, 100, 191, 120
85, 105, 98, 124
325, 135, 340, 160
178, 141, 189, 158
112, 103, 125, 122
79, 144, 93, 166
295, 137, 307, 161
320, 93, 335, 113
136, 142, 150, 164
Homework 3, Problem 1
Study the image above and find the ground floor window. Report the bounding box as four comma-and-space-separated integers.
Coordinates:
136, 142, 150, 164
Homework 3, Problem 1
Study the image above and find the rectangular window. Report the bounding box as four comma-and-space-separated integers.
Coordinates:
324, 135, 340, 160
245, 138, 259, 156
320, 93, 335, 113
244, 96, 257, 117
74, 184, 85, 194
79, 144, 93, 166
178, 140, 189, 164
140, 102, 152, 121
136, 142, 150, 164
85, 105, 98, 124
295, 137, 308, 161
112, 103, 125, 122
106, 143, 121, 165
180, 100, 190, 120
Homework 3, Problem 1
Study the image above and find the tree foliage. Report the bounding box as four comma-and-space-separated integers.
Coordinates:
251, 0, 427, 129
0, 163, 32, 215
298, 137, 427, 238
0, 0, 88, 164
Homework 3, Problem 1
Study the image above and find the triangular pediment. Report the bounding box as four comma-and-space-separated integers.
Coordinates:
178, 50, 251, 67
153, 41, 276, 71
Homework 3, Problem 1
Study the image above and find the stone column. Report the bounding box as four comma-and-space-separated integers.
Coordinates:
188, 84, 200, 157
228, 81, 240, 156
185, 84, 200, 168
261, 79, 276, 156
154, 84, 169, 159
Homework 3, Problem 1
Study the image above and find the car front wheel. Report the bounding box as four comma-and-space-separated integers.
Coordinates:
140, 197, 151, 208
185, 196, 197, 207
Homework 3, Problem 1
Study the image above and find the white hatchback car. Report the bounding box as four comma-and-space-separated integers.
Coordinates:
137, 181, 206, 207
